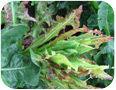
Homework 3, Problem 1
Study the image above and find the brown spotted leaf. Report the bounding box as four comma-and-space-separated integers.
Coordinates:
91, 70, 113, 80
25, 5, 83, 51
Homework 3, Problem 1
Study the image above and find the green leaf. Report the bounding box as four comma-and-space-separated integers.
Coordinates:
69, 33, 90, 40
87, 14, 98, 29
1, 54, 40, 88
38, 28, 93, 52
108, 39, 114, 49
51, 79, 66, 89
50, 40, 79, 51
1, 74, 7, 85
69, 32, 97, 43
69, 75, 88, 88
68, 84, 82, 89
49, 54, 77, 70
30, 49, 41, 67
1, 24, 41, 88
91, 71, 113, 80
49, 1, 55, 4
76, 44, 94, 54
1, 24, 29, 41
91, 1, 99, 9
39, 28, 82, 51
70, 57, 107, 70
49, 54, 71, 66
98, 2, 114, 36
1, 24, 29, 67
50, 28, 82, 45
94, 43, 114, 68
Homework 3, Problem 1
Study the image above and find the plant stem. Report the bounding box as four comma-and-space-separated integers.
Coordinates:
11, 1, 16, 24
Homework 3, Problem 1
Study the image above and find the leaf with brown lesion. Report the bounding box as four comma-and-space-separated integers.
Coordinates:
50, 28, 83, 46
54, 5, 83, 29
79, 57, 113, 80
28, 5, 113, 89
67, 5, 83, 28
25, 5, 83, 52
91, 70, 113, 80
82, 25, 114, 48
90, 35, 113, 49
69, 67, 89, 77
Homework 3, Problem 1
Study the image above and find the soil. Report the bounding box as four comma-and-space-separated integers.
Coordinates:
22, 36, 33, 49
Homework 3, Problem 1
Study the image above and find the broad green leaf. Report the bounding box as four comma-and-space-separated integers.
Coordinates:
1, 24, 41, 88
108, 39, 114, 49
94, 43, 114, 67
1, 74, 7, 85
1, 24, 29, 41
1, 54, 40, 88
1, 24, 29, 67
98, 2, 114, 36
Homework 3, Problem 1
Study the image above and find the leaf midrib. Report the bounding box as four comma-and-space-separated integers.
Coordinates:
1, 66, 31, 71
